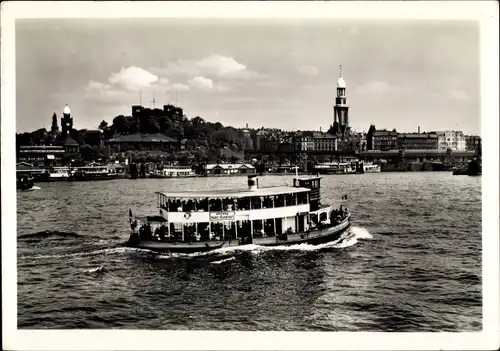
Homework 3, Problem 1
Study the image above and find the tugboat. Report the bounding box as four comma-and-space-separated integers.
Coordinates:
127, 173, 351, 253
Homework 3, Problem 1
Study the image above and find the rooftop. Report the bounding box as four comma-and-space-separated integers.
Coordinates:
206, 163, 255, 170
156, 185, 310, 199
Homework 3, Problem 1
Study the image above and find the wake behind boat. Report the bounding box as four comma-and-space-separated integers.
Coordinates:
127, 173, 351, 253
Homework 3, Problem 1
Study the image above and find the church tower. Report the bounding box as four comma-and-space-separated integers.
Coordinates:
61, 104, 73, 137
51, 112, 59, 134
333, 65, 350, 140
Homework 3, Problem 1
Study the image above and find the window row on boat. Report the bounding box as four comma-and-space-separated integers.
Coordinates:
138, 209, 348, 243
158, 192, 310, 213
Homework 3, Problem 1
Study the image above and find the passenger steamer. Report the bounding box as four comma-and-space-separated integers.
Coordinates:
127, 174, 351, 253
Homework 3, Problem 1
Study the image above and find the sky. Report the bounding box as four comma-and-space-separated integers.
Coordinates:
16, 18, 481, 135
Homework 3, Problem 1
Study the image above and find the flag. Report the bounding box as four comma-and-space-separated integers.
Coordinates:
342, 194, 348, 200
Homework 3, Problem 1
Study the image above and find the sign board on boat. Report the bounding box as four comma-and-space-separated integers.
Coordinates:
209, 211, 235, 221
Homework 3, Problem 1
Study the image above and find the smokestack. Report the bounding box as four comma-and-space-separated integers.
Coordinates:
247, 175, 259, 191
418, 126, 420, 134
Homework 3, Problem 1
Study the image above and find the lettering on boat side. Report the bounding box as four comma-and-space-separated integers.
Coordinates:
209, 211, 236, 221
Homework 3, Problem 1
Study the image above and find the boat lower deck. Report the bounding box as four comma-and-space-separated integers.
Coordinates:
127, 217, 351, 253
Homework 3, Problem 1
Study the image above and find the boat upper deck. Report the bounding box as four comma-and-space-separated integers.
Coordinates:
156, 185, 310, 199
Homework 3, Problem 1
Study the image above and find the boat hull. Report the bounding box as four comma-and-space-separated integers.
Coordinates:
126, 218, 351, 254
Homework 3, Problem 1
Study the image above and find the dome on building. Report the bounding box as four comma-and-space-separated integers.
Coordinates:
63, 104, 71, 115
337, 76, 346, 88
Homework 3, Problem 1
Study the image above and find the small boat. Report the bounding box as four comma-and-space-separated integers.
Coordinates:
452, 158, 482, 176
314, 157, 358, 175
48, 167, 72, 181
127, 173, 351, 253
452, 168, 468, 175
361, 162, 381, 173
17, 176, 40, 191
149, 166, 196, 179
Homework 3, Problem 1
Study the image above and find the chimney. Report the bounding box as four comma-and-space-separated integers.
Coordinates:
247, 175, 259, 191
320, 126, 322, 132
418, 126, 420, 134
246, 123, 249, 128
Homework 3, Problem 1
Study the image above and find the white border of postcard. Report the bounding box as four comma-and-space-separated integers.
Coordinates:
2, 1, 499, 350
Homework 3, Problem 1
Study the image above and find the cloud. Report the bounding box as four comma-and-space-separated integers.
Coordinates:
188, 76, 213, 91
297, 65, 319, 77
108, 66, 159, 91
83, 55, 258, 105
196, 55, 246, 76
152, 54, 254, 80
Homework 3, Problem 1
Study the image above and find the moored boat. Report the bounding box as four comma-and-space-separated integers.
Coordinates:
361, 162, 381, 173
149, 166, 196, 178
127, 173, 351, 253
314, 159, 358, 174
17, 176, 40, 191
72, 164, 119, 181
452, 158, 482, 176
48, 167, 72, 181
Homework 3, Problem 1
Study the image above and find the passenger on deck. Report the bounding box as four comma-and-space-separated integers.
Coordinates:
159, 225, 166, 240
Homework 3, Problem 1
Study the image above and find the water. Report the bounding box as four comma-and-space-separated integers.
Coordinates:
17, 173, 482, 331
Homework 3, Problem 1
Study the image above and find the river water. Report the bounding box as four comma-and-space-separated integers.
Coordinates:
17, 173, 482, 331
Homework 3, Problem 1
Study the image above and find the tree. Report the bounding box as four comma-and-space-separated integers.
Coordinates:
98, 120, 108, 130
112, 115, 130, 134
191, 116, 205, 125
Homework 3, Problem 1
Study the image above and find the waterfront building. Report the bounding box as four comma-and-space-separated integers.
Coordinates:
106, 133, 179, 153
312, 132, 337, 152
62, 135, 80, 156
465, 135, 482, 151
260, 134, 280, 153
205, 163, 256, 175
367, 126, 399, 151
331, 65, 350, 141
295, 132, 315, 152
360, 149, 475, 164
17, 145, 65, 167
397, 132, 439, 150
352, 132, 367, 152
436, 131, 466, 151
